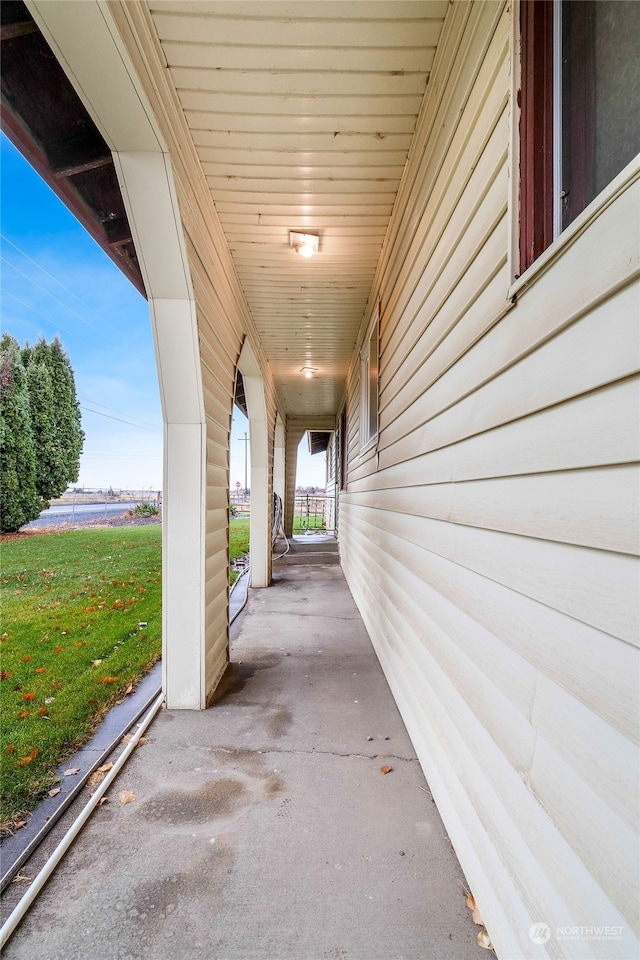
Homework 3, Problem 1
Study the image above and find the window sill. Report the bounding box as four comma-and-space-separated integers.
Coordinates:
359, 437, 378, 459
509, 155, 640, 301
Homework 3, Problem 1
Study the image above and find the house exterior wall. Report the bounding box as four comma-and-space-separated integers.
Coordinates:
339, 3, 639, 957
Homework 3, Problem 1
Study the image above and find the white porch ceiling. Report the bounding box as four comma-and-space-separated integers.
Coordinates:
148, 1, 448, 418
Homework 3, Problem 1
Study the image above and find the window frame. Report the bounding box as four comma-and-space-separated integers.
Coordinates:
510, 0, 640, 297
359, 303, 379, 454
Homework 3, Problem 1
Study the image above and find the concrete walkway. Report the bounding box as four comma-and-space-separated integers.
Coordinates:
2, 547, 485, 960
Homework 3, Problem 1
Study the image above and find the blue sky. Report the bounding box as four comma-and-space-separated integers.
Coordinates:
1, 133, 325, 491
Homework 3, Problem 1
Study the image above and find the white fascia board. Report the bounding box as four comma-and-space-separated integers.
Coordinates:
151, 299, 205, 425
113, 151, 193, 301
27, 0, 163, 153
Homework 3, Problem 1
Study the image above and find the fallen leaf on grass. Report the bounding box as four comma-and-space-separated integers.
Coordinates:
99, 676, 119, 685
35, 667, 46, 674
21, 656, 32, 663
52, 683, 63, 690
91, 659, 103, 668
37, 707, 48, 716
111, 599, 125, 610
19, 710, 30, 719
380, 766, 393, 775
17, 748, 39, 766
48, 787, 61, 798
466, 892, 484, 926
22, 692, 35, 701
85, 606, 97, 613
4, 744, 14, 755
53, 646, 63, 653
63, 767, 80, 777
0, 670, 13, 681
1, 632, 8, 641
73, 642, 86, 649
118, 790, 136, 805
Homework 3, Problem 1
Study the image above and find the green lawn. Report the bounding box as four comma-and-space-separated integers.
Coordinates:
0, 525, 162, 828
293, 514, 326, 533
229, 517, 250, 583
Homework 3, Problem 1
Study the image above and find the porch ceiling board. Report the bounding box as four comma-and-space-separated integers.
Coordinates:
147, 0, 447, 417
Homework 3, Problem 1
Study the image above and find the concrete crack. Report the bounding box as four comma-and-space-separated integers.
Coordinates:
210, 746, 418, 763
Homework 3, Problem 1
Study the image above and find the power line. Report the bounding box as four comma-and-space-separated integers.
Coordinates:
77, 395, 160, 431
0, 232, 123, 332
0, 287, 94, 347
80, 404, 162, 433
1, 254, 104, 335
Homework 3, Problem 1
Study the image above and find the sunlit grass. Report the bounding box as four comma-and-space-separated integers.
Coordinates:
293, 514, 326, 533
229, 518, 250, 584
0, 526, 161, 827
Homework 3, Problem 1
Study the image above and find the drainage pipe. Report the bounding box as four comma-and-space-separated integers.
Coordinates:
0, 690, 165, 950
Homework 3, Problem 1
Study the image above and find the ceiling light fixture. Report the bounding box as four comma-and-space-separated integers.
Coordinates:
300, 366, 318, 379
289, 231, 319, 258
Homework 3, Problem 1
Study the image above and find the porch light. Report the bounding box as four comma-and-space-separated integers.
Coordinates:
289, 231, 319, 258
300, 366, 317, 379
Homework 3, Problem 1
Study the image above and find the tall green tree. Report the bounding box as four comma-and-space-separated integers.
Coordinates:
25, 357, 59, 501
0, 335, 41, 532
0, 334, 84, 532
26, 336, 84, 498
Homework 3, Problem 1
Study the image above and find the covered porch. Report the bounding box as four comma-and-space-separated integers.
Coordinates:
1, 545, 484, 959
2, 1, 638, 956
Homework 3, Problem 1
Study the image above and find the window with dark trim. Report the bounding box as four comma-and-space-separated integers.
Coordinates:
339, 406, 347, 490
360, 308, 379, 449
519, 0, 640, 274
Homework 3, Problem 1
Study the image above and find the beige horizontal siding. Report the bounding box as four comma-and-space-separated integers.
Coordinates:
340, 2, 640, 957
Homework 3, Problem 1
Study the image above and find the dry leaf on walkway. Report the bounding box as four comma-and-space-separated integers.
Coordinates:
96, 797, 108, 807
11, 873, 31, 884
63, 767, 80, 777
380, 765, 393, 775
118, 790, 136, 805
466, 892, 484, 926
48, 787, 61, 798
476, 929, 493, 950
97, 762, 113, 773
